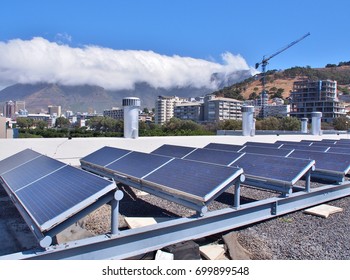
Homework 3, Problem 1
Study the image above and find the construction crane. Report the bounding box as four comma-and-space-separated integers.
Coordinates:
255, 32, 310, 118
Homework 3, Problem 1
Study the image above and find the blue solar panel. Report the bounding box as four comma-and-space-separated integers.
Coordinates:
288, 150, 350, 174
280, 144, 329, 152
184, 148, 243, 166
203, 143, 244, 152
244, 142, 281, 148
105, 151, 173, 178
151, 145, 314, 190
240, 146, 293, 157
15, 165, 114, 230
0, 149, 115, 232
143, 158, 242, 203
151, 144, 196, 158
1, 155, 65, 192
275, 140, 310, 146
80, 146, 131, 167
231, 153, 314, 184
327, 147, 350, 154
0, 149, 41, 175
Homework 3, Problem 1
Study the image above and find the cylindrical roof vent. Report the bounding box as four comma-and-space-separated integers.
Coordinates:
242, 106, 255, 136
123, 97, 140, 139
311, 112, 322, 136
301, 118, 308, 134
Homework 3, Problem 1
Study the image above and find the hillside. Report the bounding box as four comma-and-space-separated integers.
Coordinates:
215, 65, 350, 100
0, 83, 214, 113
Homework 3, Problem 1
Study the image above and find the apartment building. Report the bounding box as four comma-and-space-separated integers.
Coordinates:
174, 102, 203, 122
290, 80, 346, 122
203, 95, 243, 122
103, 107, 124, 120
155, 96, 187, 125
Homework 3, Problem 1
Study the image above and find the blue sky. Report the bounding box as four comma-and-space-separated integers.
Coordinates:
0, 0, 349, 89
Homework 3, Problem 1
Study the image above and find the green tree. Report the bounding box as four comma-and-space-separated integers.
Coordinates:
279, 117, 300, 131
333, 117, 349, 130
218, 119, 242, 130
16, 117, 33, 129
55, 117, 71, 128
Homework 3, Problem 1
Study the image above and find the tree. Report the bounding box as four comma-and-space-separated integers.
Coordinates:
16, 117, 33, 129
279, 117, 300, 131
218, 120, 242, 130
333, 117, 349, 130
55, 117, 71, 128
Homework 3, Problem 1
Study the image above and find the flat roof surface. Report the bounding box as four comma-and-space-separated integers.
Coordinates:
1, 134, 349, 166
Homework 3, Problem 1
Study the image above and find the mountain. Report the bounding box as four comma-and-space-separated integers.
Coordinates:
214, 65, 350, 101
0, 69, 253, 113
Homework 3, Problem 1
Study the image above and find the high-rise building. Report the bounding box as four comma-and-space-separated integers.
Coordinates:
4, 101, 16, 119
203, 94, 243, 122
155, 96, 187, 125
48, 105, 62, 117
103, 107, 124, 120
290, 80, 346, 122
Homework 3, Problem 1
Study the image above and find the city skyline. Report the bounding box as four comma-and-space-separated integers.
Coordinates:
1, 0, 349, 91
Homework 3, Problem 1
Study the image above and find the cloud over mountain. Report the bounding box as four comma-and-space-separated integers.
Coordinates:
0, 37, 255, 90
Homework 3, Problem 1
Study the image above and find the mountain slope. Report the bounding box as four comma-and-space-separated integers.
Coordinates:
215, 65, 350, 100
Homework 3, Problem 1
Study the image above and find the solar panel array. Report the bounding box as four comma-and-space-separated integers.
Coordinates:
81, 146, 243, 205
0, 149, 115, 233
209, 139, 350, 181
151, 144, 315, 191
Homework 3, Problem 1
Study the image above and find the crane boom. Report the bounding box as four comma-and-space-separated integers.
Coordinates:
256, 32, 311, 68
255, 32, 310, 118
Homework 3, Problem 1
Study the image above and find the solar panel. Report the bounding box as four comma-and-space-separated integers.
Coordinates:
240, 146, 293, 157
1, 155, 65, 192
230, 153, 314, 184
203, 143, 244, 152
142, 158, 242, 203
288, 150, 350, 175
280, 144, 329, 152
275, 140, 310, 146
244, 141, 281, 148
0, 150, 115, 233
184, 148, 243, 166
151, 144, 196, 158
80, 146, 131, 167
152, 144, 314, 193
105, 151, 173, 179
0, 149, 41, 175
81, 146, 244, 207
327, 147, 350, 154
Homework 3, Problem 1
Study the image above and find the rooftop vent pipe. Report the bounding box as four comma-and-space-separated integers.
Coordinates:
311, 112, 322, 135
242, 106, 255, 136
123, 97, 141, 139
301, 118, 308, 134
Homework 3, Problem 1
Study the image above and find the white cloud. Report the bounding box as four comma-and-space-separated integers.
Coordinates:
0, 37, 255, 90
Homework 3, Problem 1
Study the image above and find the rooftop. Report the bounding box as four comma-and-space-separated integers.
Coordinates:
1, 133, 350, 259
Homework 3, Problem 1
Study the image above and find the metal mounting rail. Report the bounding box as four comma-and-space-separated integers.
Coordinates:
2, 181, 350, 260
